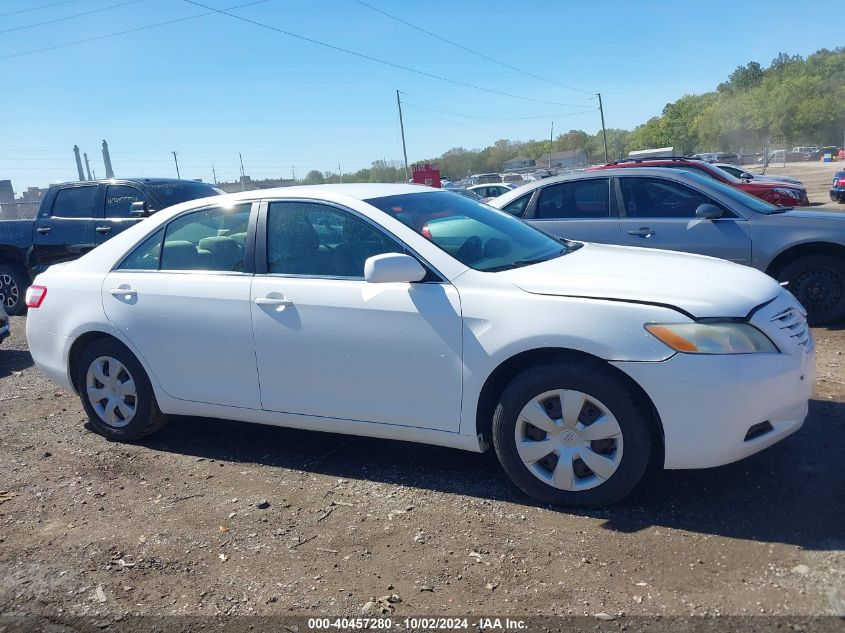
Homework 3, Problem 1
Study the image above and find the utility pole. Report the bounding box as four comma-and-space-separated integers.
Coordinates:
597, 93, 609, 163
549, 122, 554, 170
338, 163, 342, 184
396, 90, 409, 181
212, 164, 218, 185
291, 165, 296, 181
239, 152, 246, 191
171, 151, 180, 179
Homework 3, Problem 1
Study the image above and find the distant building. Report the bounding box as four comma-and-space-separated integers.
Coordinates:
20, 186, 46, 203
215, 175, 297, 193
535, 150, 588, 169
0, 180, 14, 204
502, 156, 535, 171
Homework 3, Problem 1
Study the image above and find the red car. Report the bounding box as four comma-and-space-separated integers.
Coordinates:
593, 157, 810, 207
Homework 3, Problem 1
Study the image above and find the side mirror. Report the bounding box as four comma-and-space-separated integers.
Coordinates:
740, 172, 754, 180
129, 201, 152, 217
695, 203, 724, 220
364, 253, 427, 284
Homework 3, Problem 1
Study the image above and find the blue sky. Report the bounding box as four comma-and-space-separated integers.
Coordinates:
0, 0, 842, 190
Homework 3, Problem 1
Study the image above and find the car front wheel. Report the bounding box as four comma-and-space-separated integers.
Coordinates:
492, 361, 652, 507
77, 338, 168, 441
778, 254, 845, 326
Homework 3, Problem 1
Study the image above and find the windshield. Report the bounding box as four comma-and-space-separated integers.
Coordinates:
680, 171, 781, 213
146, 182, 224, 208
365, 191, 569, 272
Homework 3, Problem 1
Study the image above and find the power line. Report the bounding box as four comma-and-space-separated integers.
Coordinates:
351, 0, 595, 96
0, 0, 269, 60
0, 0, 77, 19
183, 0, 592, 108
0, 0, 144, 36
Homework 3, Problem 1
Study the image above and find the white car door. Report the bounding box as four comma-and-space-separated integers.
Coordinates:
102, 202, 261, 409
250, 200, 463, 432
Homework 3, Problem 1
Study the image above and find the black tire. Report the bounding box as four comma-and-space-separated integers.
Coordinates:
76, 338, 169, 441
0, 262, 30, 316
492, 360, 652, 508
778, 254, 845, 326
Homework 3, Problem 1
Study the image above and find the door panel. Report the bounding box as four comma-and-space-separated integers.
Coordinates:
102, 272, 260, 408
32, 184, 101, 272
251, 276, 463, 431
617, 176, 752, 263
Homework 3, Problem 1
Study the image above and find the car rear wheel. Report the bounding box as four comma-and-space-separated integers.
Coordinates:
0, 263, 29, 316
492, 361, 652, 507
77, 338, 168, 441
778, 255, 845, 326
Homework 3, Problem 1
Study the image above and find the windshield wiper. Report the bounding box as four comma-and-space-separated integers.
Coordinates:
768, 206, 794, 214
485, 248, 567, 272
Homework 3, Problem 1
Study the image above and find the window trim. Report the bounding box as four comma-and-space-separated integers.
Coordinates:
524, 177, 615, 221
113, 201, 259, 274
614, 176, 739, 220
255, 198, 447, 283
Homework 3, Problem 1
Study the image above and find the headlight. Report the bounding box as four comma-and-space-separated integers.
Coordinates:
773, 187, 801, 199
645, 322, 778, 354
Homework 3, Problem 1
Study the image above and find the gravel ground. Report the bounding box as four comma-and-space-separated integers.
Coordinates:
0, 315, 843, 621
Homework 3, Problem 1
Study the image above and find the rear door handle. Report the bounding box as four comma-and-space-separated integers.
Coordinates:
109, 287, 137, 298
36, 226, 51, 234
255, 297, 293, 308
96, 226, 112, 234
627, 227, 654, 237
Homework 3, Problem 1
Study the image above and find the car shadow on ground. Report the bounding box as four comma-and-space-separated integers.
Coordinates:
140, 398, 843, 551
0, 349, 34, 379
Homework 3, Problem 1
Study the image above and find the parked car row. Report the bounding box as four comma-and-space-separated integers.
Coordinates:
0, 178, 223, 315
490, 166, 845, 324
25, 183, 814, 508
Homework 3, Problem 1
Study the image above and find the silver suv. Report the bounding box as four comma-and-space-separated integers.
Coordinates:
491, 167, 845, 324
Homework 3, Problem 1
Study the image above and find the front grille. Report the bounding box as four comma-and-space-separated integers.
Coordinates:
769, 307, 810, 348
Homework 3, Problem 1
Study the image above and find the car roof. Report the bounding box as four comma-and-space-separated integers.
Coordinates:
49, 178, 216, 188
221, 183, 437, 202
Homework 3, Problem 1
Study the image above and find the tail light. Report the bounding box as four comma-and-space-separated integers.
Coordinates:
25, 285, 47, 308
837, 179, 845, 187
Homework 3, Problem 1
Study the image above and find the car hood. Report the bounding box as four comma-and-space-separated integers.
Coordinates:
771, 209, 845, 222
744, 180, 804, 191
751, 174, 803, 185
498, 243, 781, 318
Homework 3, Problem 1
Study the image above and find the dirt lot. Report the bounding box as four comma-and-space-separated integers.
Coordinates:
0, 315, 843, 622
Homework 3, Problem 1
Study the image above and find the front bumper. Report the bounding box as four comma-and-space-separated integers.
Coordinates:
830, 187, 845, 203
0, 316, 9, 344
612, 293, 814, 469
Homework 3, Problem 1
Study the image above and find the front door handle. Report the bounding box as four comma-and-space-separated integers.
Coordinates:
36, 226, 51, 234
627, 227, 654, 237
255, 296, 293, 309
95, 226, 112, 234
109, 287, 137, 298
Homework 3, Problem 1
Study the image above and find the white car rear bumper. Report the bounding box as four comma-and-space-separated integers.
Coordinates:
613, 343, 814, 469
27, 326, 75, 392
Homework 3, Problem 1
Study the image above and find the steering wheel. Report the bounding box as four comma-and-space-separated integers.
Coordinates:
456, 236, 484, 264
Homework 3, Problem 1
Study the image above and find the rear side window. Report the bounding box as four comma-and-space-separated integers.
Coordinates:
51, 186, 98, 218
536, 179, 610, 219
105, 185, 148, 218
160, 205, 251, 272
118, 228, 164, 270
502, 193, 531, 217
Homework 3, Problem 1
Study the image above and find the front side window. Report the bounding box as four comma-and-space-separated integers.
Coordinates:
620, 177, 719, 218
160, 204, 251, 271
105, 185, 148, 218
267, 202, 402, 278
366, 191, 568, 272
51, 186, 98, 218
535, 179, 610, 219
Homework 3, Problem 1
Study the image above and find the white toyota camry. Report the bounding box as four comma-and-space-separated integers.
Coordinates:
25, 184, 814, 507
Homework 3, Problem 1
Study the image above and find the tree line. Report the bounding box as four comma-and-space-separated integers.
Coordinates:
301, 47, 844, 183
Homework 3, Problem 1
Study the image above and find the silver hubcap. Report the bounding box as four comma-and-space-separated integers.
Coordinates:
86, 356, 137, 428
515, 389, 623, 491
0, 274, 18, 309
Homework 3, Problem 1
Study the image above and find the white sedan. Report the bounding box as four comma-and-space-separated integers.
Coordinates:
25, 184, 814, 507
